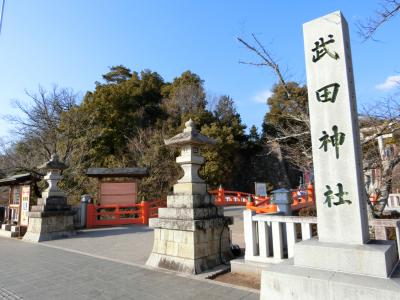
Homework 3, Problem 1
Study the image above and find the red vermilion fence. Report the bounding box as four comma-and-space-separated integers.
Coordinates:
209, 183, 315, 213
86, 185, 315, 228
86, 199, 166, 228
208, 188, 271, 207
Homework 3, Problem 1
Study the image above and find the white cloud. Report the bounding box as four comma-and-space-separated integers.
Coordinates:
375, 75, 400, 91
253, 89, 272, 104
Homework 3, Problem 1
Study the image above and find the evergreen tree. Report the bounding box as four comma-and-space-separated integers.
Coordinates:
261, 82, 311, 173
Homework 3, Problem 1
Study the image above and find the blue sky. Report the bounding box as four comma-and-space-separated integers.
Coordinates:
0, 1, 399, 140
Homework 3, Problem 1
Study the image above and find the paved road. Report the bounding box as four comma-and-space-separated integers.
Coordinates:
41, 207, 246, 266
0, 238, 257, 300
0, 207, 253, 300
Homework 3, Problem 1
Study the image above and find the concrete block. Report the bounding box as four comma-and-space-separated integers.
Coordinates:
23, 213, 75, 243
260, 262, 400, 300
294, 239, 398, 278
166, 194, 211, 208
178, 244, 195, 259
0, 229, 19, 238
182, 231, 194, 243
166, 241, 178, 256
1, 224, 12, 231
158, 207, 221, 220
10, 225, 20, 233
173, 182, 207, 195
172, 230, 181, 242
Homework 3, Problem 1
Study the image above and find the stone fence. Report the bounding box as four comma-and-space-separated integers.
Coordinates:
370, 218, 400, 251
243, 210, 400, 264
386, 193, 400, 211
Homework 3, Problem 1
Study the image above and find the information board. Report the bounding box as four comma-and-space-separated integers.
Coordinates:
20, 185, 30, 226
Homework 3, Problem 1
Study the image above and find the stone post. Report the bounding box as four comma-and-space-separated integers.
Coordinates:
146, 119, 233, 274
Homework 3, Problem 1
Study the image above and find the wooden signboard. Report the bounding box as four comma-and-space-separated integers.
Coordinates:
100, 182, 137, 205
20, 185, 30, 226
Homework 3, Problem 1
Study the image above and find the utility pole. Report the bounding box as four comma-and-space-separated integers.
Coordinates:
0, 0, 5, 35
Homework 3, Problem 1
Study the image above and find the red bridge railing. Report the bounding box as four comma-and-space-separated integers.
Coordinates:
209, 184, 315, 213
86, 185, 315, 228
86, 198, 166, 228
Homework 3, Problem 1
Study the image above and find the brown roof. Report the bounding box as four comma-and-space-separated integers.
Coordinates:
0, 173, 41, 187
86, 168, 148, 178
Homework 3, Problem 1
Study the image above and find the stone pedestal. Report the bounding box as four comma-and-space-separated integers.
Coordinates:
147, 194, 232, 274
146, 119, 233, 274
261, 262, 400, 300
294, 239, 398, 278
23, 154, 75, 243
23, 196, 75, 242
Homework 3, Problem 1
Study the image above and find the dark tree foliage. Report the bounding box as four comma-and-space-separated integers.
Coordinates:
262, 82, 311, 172
81, 68, 165, 163
0, 66, 275, 201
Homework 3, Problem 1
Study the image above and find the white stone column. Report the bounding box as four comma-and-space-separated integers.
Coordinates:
243, 210, 258, 258
303, 11, 369, 244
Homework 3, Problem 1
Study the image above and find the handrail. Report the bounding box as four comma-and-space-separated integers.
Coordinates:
244, 210, 318, 262
86, 198, 165, 228
209, 184, 315, 212
244, 212, 400, 265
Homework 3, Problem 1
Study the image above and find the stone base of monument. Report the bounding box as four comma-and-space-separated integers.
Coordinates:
23, 196, 75, 243
260, 261, 400, 300
146, 194, 233, 274
294, 239, 398, 278
260, 238, 400, 300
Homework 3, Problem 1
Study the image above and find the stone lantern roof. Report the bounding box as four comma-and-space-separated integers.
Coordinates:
38, 154, 67, 171
164, 119, 216, 146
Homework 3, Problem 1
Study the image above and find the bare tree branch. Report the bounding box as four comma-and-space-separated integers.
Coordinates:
358, 0, 400, 40
238, 34, 291, 98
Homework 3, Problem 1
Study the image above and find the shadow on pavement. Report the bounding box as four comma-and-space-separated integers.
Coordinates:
71, 225, 153, 239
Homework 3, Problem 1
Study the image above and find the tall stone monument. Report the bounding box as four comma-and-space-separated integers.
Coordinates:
260, 11, 400, 300
146, 119, 233, 274
23, 154, 75, 242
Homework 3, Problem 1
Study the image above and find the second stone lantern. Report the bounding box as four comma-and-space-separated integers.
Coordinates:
146, 119, 233, 274
23, 154, 75, 242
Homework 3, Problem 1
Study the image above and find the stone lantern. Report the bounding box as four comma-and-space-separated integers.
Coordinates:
165, 118, 214, 195
271, 188, 293, 215
40, 154, 67, 202
146, 119, 233, 274
23, 154, 75, 242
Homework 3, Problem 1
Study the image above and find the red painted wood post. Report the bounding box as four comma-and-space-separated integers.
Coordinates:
115, 206, 120, 220
246, 195, 254, 209
307, 183, 314, 204
217, 185, 225, 205
141, 201, 150, 225
86, 203, 95, 228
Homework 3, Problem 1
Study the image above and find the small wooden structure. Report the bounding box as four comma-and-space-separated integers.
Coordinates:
86, 168, 148, 205
85, 167, 151, 228
0, 173, 41, 236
